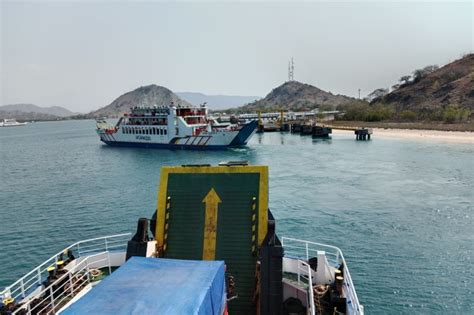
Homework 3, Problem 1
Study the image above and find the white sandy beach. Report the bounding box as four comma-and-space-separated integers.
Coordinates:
332, 128, 474, 144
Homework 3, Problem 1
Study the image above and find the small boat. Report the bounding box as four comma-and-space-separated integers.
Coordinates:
96, 104, 258, 150
0, 119, 27, 127
0, 163, 363, 315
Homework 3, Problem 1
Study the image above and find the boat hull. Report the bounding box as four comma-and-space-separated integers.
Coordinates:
101, 140, 233, 150
98, 120, 257, 150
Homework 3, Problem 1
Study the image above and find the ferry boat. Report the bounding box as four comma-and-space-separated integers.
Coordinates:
0, 163, 363, 315
0, 119, 27, 127
95, 104, 258, 149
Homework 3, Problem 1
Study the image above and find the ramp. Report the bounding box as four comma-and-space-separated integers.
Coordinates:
155, 165, 268, 314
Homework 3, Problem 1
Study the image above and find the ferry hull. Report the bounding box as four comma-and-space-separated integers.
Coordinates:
100, 140, 231, 150
99, 120, 257, 150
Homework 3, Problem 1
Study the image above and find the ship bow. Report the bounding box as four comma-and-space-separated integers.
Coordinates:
229, 120, 258, 146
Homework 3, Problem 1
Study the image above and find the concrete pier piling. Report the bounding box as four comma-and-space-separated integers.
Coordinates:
312, 126, 332, 138
280, 123, 290, 132
354, 128, 373, 140
300, 125, 313, 135
291, 123, 302, 133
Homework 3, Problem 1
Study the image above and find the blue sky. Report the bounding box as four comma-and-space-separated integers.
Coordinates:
1, 1, 472, 112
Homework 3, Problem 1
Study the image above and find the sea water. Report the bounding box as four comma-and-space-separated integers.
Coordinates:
0, 120, 472, 313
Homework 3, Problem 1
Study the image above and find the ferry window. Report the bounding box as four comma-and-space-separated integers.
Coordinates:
164, 129, 167, 135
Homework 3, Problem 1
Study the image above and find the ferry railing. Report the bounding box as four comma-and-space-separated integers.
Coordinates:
281, 237, 364, 315
13, 251, 111, 315
294, 260, 316, 315
0, 233, 131, 304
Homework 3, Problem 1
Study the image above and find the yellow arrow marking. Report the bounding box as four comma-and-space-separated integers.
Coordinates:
202, 188, 221, 260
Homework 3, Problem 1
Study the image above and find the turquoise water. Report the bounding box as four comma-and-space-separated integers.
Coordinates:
0, 120, 472, 313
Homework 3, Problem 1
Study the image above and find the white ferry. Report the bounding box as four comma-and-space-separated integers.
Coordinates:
96, 104, 258, 149
0, 163, 364, 315
0, 119, 28, 127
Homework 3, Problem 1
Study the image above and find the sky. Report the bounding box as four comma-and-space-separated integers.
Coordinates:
1, 1, 472, 112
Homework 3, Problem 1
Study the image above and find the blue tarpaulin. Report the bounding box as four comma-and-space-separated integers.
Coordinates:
62, 257, 226, 315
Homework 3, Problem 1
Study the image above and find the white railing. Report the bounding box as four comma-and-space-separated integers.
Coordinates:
0, 233, 131, 304
13, 251, 109, 314
295, 260, 315, 315
281, 237, 363, 315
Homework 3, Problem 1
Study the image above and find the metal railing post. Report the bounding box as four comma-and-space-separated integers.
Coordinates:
307, 263, 315, 315
20, 279, 25, 298
49, 286, 55, 311
68, 272, 74, 296
107, 252, 112, 275
297, 263, 301, 285
305, 242, 309, 260
37, 268, 42, 285
105, 238, 109, 251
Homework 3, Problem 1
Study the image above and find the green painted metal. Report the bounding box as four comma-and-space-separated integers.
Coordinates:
163, 172, 261, 314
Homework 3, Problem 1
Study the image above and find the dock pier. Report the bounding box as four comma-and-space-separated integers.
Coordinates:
289, 123, 332, 138
354, 128, 372, 141
326, 125, 373, 140
249, 111, 374, 140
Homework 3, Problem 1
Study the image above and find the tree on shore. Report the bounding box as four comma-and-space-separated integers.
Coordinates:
365, 88, 389, 102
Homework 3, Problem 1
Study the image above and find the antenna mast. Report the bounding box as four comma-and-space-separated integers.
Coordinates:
288, 58, 294, 81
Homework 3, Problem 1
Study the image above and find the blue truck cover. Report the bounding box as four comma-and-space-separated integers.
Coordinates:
62, 257, 226, 315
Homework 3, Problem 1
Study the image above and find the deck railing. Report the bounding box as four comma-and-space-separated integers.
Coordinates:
281, 237, 364, 315
13, 251, 111, 314
295, 260, 316, 315
0, 233, 131, 304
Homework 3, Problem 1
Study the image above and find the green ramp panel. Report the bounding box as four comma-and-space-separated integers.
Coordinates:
155, 166, 268, 314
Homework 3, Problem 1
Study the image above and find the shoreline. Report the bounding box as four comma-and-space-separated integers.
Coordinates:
331, 128, 474, 144
327, 121, 474, 132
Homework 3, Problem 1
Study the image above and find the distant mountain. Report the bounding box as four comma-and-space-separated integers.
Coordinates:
375, 54, 474, 112
0, 110, 62, 121
89, 85, 191, 118
176, 92, 260, 110
0, 104, 77, 117
236, 81, 356, 112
